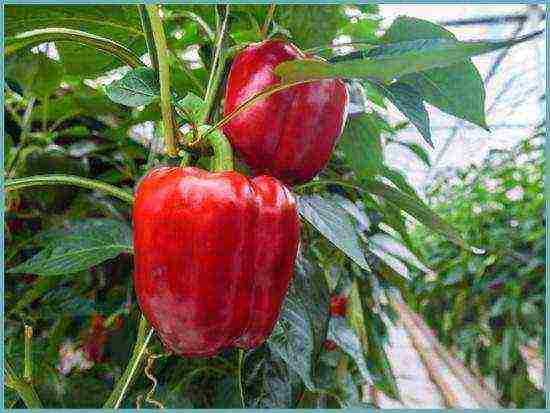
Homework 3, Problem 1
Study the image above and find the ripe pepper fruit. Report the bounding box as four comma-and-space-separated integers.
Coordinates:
133, 166, 300, 357
223, 39, 349, 185
330, 294, 348, 317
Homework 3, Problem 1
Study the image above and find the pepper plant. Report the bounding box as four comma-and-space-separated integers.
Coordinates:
408, 130, 545, 408
4, 4, 542, 408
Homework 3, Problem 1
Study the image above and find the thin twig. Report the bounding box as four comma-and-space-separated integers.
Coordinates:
113, 327, 155, 408
261, 4, 276, 39
202, 5, 230, 123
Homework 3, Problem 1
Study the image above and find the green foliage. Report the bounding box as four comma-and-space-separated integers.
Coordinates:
409, 131, 545, 407
8, 219, 132, 276
5, 6, 146, 76
380, 16, 487, 129
105, 67, 159, 107
4, 3, 529, 409
298, 194, 370, 271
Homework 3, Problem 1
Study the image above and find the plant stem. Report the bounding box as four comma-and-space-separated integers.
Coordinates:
20, 96, 36, 144
5, 360, 43, 408
41, 96, 49, 133
146, 4, 177, 157
237, 349, 246, 408
261, 4, 276, 38
5, 174, 135, 204
23, 325, 33, 383
138, 5, 159, 74
6, 28, 143, 68
202, 5, 229, 124
104, 315, 153, 408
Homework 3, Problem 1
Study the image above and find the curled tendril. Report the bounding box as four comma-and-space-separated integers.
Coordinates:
135, 350, 171, 409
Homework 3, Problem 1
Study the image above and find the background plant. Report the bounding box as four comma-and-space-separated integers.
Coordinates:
407, 129, 545, 408
4, 4, 542, 408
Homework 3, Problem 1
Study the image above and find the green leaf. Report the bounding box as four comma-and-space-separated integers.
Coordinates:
6, 28, 143, 69
269, 294, 315, 390
368, 233, 430, 275
6, 52, 63, 97
6, 5, 145, 76
105, 67, 159, 107
8, 219, 132, 276
380, 16, 487, 129
247, 351, 293, 408
275, 5, 348, 49
175, 92, 207, 124
327, 317, 370, 382
381, 166, 423, 202
390, 141, 431, 167
292, 252, 331, 351
374, 81, 432, 147
298, 194, 370, 271
364, 180, 467, 249
339, 114, 383, 180
275, 32, 540, 85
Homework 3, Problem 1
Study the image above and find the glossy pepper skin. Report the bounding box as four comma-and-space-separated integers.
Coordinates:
133, 167, 300, 357
223, 40, 349, 185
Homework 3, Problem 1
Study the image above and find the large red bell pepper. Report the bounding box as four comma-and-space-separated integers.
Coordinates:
223, 40, 349, 185
133, 166, 300, 356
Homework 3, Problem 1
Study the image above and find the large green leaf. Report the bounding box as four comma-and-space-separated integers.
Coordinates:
327, 317, 370, 382
339, 114, 383, 180
269, 294, 315, 390
8, 219, 132, 276
246, 351, 293, 408
105, 67, 159, 107
6, 52, 63, 97
380, 17, 487, 129
374, 81, 432, 147
5, 5, 145, 76
298, 194, 370, 271
275, 32, 539, 87
364, 180, 467, 249
275, 5, 348, 49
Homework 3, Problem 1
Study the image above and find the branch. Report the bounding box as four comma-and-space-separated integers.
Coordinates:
5, 174, 134, 204
146, 4, 177, 157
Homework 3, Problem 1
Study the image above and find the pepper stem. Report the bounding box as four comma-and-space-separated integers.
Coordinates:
188, 125, 233, 172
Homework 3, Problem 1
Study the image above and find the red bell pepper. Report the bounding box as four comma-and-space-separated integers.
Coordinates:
223, 39, 349, 185
133, 166, 300, 356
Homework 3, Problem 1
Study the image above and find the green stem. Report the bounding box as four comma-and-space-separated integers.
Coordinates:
5, 360, 43, 408
202, 5, 229, 124
146, 4, 177, 157
6, 28, 143, 68
20, 96, 36, 144
138, 5, 159, 74
104, 315, 153, 408
190, 125, 233, 171
5, 174, 134, 204
261, 3, 276, 38
41, 96, 49, 133
237, 349, 246, 408
202, 79, 320, 140
23, 325, 33, 383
